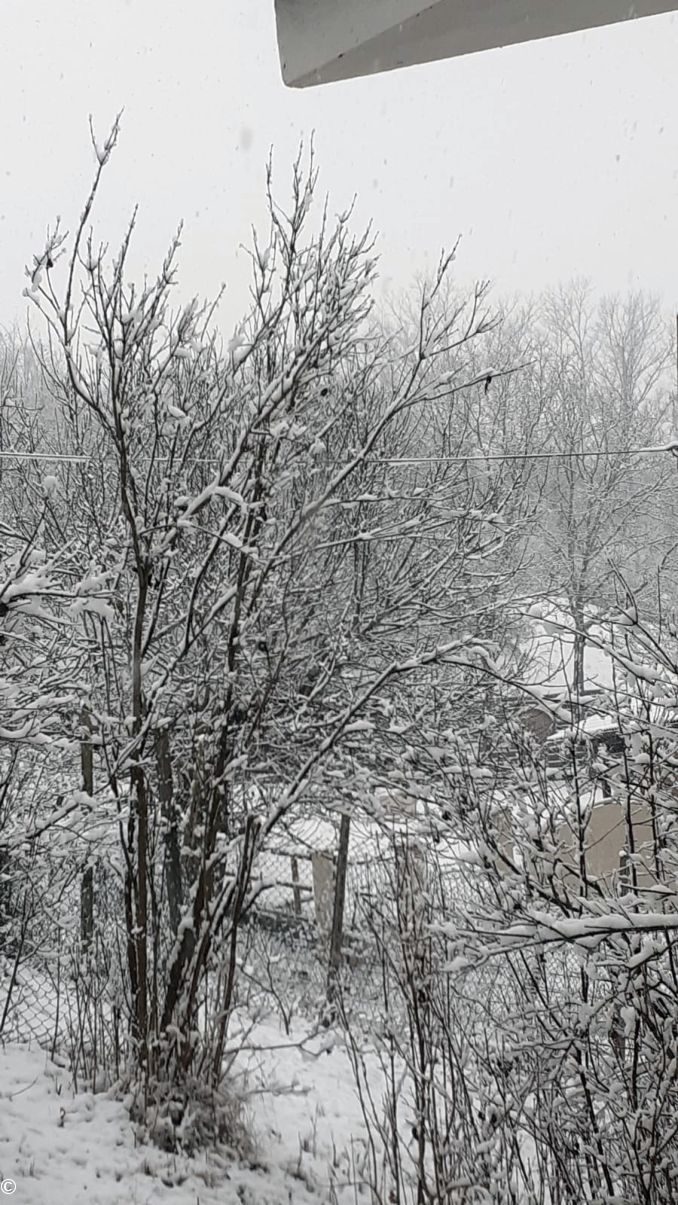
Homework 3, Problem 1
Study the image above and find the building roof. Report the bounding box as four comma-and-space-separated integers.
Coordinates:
275, 1, 678, 88
522, 606, 615, 697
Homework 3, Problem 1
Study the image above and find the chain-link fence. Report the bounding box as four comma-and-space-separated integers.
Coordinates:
0, 850, 126, 1089
240, 809, 481, 1032
240, 812, 403, 1028
1, 806, 459, 1059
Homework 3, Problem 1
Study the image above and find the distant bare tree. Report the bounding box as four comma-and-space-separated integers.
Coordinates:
523, 283, 674, 692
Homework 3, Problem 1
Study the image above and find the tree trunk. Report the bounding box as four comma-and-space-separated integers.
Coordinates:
80, 706, 94, 953
129, 572, 149, 1069
155, 728, 182, 936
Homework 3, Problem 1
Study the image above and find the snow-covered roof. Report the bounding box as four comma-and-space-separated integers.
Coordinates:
520, 604, 615, 698
578, 712, 618, 735
268, 808, 423, 862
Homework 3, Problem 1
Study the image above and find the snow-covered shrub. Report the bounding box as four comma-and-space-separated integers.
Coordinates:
130, 1074, 252, 1159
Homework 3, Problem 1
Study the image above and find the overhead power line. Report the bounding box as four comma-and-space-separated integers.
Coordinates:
0, 451, 90, 463
0, 443, 677, 468
338, 444, 678, 467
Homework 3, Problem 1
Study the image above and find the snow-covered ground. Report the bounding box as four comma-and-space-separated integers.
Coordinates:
0, 1017, 377, 1205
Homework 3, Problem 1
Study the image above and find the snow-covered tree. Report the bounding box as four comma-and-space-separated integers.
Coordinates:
19, 122, 525, 1125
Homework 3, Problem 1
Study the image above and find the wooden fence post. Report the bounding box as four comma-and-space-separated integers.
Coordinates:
290, 855, 302, 917
326, 813, 351, 1010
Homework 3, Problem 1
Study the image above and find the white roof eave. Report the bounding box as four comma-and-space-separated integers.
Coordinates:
275, 0, 678, 88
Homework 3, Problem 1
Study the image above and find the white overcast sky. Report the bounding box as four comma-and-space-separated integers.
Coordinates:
1, 1, 678, 333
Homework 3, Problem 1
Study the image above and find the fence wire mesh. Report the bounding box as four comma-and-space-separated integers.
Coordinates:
1, 805, 466, 1058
